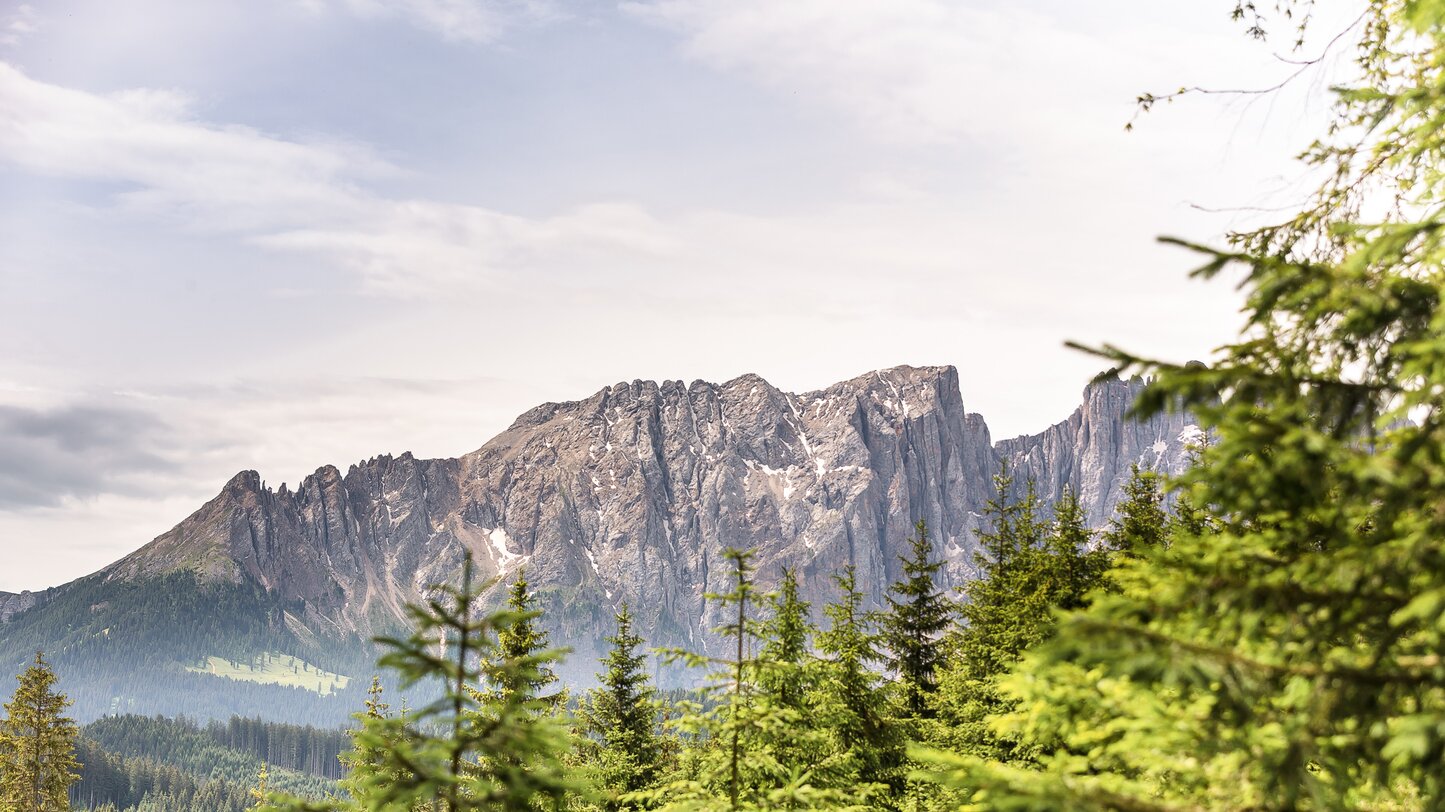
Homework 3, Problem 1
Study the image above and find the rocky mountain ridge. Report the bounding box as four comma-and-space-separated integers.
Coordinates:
75, 365, 1197, 675
0, 590, 46, 623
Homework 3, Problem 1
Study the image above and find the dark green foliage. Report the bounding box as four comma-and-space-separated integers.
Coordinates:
578, 604, 667, 809
1, 651, 81, 811
81, 714, 346, 786
644, 550, 883, 810
1101, 464, 1168, 558
491, 572, 559, 704
932, 480, 1108, 762
758, 569, 809, 716
68, 713, 342, 811
881, 521, 952, 720
811, 568, 903, 802
70, 737, 256, 812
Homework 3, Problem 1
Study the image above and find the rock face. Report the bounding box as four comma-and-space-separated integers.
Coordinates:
998, 374, 1204, 527
0, 590, 46, 622
83, 366, 1197, 680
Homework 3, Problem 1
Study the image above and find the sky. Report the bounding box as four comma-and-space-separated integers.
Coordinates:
0, 0, 1360, 590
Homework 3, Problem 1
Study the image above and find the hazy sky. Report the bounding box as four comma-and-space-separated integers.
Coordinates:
0, 0, 1356, 590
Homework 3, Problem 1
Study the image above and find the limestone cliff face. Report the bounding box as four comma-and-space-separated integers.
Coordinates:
996, 375, 1202, 527
90, 366, 1194, 676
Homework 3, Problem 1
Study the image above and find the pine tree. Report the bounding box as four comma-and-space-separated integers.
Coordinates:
492, 570, 558, 704
881, 520, 952, 719
334, 677, 402, 809
0, 651, 81, 812
1041, 488, 1110, 612
932, 485, 1110, 762
1102, 464, 1168, 557
932, 472, 1043, 761
813, 567, 903, 802
260, 554, 582, 812
644, 549, 865, 810
758, 568, 809, 714
979, 465, 1043, 580
580, 603, 666, 809
719, 548, 757, 811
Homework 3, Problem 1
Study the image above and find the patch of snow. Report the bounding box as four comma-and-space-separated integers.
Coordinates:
584, 547, 600, 572
1151, 440, 1167, 455
487, 528, 525, 571
756, 463, 797, 500
1178, 424, 1205, 445
815, 458, 827, 478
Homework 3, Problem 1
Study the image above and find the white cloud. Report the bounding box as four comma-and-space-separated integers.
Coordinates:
624, 0, 1109, 146
0, 5, 38, 48
622, 0, 1344, 156
0, 61, 1026, 304
310, 0, 560, 43
0, 62, 674, 296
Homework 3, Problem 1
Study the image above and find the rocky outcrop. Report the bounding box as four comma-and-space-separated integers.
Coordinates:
997, 374, 1203, 527
0, 590, 46, 622
67, 366, 1194, 681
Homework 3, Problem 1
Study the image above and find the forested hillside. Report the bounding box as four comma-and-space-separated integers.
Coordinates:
69, 715, 343, 812
0, 570, 372, 725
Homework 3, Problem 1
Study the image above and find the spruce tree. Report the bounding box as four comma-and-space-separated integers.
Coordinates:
1102, 464, 1168, 557
758, 568, 810, 714
933, 485, 1108, 762
580, 602, 666, 809
0, 651, 81, 812
335, 677, 403, 809
932, 471, 1043, 760
493, 570, 559, 704
881, 520, 952, 719
719, 548, 757, 811
644, 549, 865, 810
813, 567, 903, 801
261, 554, 581, 812
1042, 488, 1110, 611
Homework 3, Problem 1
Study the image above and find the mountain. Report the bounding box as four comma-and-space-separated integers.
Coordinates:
0, 365, 1201, 722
